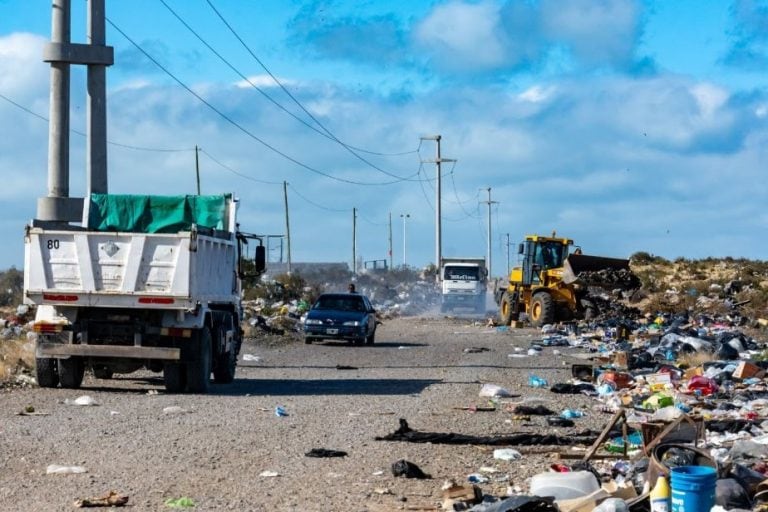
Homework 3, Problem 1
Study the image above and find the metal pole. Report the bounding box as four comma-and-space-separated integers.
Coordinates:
481, 188, 498, 279
283, 181, 292, 274
352, 207, 357, 275
388, 212, 393, 271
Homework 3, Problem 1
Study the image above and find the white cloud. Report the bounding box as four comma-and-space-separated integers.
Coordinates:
234, 74, 296, 89
414, 1, 507, 70
518, 85, 556, 103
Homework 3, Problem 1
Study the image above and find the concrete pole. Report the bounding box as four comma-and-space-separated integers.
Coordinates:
388, 212, 393, 271
47, 0, 71, 203
400, 213, 409, 267
352, 207, 357, 275
435, 136, 442, 275
86, 0, 108, 194
283, 181, 292, 274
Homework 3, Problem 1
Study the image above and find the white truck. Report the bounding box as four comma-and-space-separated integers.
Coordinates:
24, 193, 264, 393
439, 257, 488, 314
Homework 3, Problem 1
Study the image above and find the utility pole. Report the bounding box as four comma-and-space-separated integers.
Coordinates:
352, 207, 357, 275
481, 188, 498, 279
195, 145, 200, 195
400, 213, 410, 267
283, 181, 292, 274
420, 135, 455, 280
388, 212, 393, 271
505, 233, 511, 276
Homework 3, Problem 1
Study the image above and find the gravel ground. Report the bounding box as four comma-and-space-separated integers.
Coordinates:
0, 315, 613, 512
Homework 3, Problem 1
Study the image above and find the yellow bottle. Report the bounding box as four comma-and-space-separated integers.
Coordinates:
650, 475, 671, 512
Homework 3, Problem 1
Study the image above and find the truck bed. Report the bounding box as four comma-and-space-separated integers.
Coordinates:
24, 228, 238, 309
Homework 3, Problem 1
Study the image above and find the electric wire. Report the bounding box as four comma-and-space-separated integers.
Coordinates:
198, 148, 282, 185
0, 92, 192, 152
287, 183, 350, 212
106, 17, 412, 187
205, 0, 418, 159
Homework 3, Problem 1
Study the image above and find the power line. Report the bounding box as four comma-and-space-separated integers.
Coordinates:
106, 17, 414, 187
287, 183, 350, 212
198, 148, 282, 185
205, 0, 418, 159
167, 0, 420, 181
0, 91, 192, 152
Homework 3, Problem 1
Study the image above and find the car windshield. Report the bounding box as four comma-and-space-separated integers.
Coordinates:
444, 266, 479, 281
314, 295, 366, 312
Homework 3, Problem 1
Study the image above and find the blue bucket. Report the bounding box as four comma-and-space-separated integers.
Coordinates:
670, 465, 717, 512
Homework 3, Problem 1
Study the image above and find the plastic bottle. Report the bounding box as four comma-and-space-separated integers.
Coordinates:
649, 475, 670, 512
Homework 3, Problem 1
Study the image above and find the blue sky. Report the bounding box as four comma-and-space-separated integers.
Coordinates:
1, 0, 767, 278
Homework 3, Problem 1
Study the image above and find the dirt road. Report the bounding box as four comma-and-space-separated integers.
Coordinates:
0, 316, 606, 511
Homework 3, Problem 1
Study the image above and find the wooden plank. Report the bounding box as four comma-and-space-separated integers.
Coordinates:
583, 409, 624, 462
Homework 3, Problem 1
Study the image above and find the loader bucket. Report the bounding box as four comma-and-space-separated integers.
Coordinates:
562, 254, 639, 290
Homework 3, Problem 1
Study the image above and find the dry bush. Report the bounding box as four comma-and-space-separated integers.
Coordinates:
0, 337, 35, 380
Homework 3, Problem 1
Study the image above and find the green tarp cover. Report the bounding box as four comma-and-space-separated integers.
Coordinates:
87, 194, 230, 233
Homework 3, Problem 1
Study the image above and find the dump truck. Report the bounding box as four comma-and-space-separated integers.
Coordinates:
24, 193, 264, 393
439, 257, 488, 314
494, 234, 638, 327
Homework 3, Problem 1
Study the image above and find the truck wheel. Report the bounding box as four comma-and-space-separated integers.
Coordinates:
187, 327, 212, 393
163, 363, 186, 393
213, 328, 237, 384
36, 358, 59, 388
498, 292, 514, 325
530, 293, 555, 327
93, 365, 113, 380
58, 357, 84, 389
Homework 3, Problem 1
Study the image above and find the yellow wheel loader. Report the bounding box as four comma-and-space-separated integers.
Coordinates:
494, 234, 638, 327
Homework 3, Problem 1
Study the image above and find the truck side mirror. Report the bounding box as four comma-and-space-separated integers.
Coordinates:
254, 245, 266, 273
518, 243, 524, 255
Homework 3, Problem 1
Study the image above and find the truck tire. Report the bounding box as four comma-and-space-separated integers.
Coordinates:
93, 365, 113, 380
36, 357, 59, 388
163, 363, 186, 393
187, 327, 212, 393
366, 329, 376, 345
58, 357, 84, 389
213, 327, 236, 384
530, 293, 555, 327
498, 292, 514, 326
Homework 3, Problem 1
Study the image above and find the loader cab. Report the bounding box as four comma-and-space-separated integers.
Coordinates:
519, 236, 572, 285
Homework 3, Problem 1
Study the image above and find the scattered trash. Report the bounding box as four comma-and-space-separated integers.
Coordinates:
391, 459, 431, 479
162, 406, 190, 415
46, 464, 87, 475
164, 497, 195, 508
274, 406, 288, 417
305, 448, 347, 458
335, 364, 358, 370
74, 491, 129, 508
64, 395, 98, 406
528, 374, 548, 388
493, 448, 522, 461
241, 354, 261, 362
479, 383, 513, 397
259, 471, 279, 478
467, 473, 490, 484
464, 347, 491, 353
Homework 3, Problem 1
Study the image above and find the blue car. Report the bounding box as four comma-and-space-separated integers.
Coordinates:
304, 293, 377, 345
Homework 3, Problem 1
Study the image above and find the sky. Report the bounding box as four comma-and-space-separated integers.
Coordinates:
0, 0, 767, 278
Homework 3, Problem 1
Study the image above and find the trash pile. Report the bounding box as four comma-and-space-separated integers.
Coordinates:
375, 308, 768, 511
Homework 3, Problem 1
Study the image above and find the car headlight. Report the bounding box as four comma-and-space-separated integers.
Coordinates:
305, 319, 323, 325
342, 320, 360, 326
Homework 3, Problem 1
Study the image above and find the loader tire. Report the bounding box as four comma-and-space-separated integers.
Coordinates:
187, 327, 212, 394
36, 357, 59, 388
58, 357, 84, 389
530, 293, 555, 327
498, 292, 514, 326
